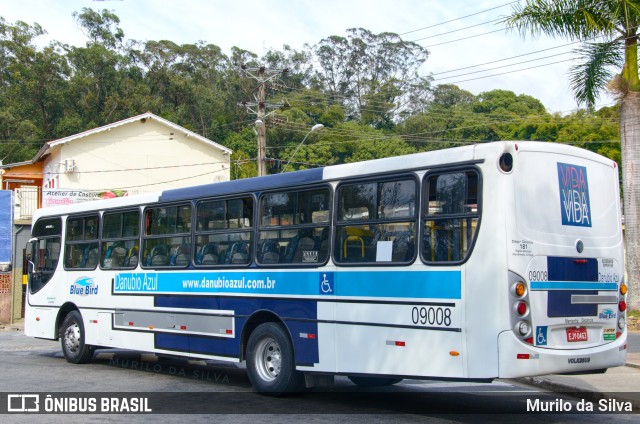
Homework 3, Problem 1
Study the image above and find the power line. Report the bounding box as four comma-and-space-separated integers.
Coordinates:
265, 103, 623, 148
399, 0, 521, 36
409, 18, 504, 43
96, 167, 230, 192
439, 58, 576, 85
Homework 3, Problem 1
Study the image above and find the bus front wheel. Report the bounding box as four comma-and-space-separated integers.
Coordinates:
60, 310, 94, 364
246, 322, 303, 395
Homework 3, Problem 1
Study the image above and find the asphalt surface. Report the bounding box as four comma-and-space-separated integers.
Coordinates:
2, 320, 639, 413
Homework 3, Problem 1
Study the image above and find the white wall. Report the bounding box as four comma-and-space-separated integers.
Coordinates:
43, 118, 230, 194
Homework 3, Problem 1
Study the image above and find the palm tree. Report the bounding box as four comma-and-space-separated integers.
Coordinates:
502, 0, 640, 309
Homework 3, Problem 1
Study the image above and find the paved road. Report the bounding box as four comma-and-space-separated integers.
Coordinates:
627, 331, 639, 352
0, 331, 637, 423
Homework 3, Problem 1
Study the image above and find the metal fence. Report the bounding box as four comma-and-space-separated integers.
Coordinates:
14, 186, 39, 220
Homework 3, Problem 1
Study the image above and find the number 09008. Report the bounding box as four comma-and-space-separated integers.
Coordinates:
528, 270, 548, 281
411, 306, 452, 327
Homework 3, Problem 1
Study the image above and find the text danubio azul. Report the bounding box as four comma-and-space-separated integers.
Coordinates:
113, 272, 277, 293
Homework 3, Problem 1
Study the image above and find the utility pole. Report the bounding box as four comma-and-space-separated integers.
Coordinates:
239, 65, 288, 176
255, 119, 267, 177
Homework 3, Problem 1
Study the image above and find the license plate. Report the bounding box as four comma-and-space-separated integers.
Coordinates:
566, 327, 588, 342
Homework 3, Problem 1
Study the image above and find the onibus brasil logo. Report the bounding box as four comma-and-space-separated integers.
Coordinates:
70, 277, 99, 296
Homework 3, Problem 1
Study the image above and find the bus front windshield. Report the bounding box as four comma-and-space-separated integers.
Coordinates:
29, 218, 62, 293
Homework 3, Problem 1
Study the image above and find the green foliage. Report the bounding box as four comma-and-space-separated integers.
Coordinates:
502, 0, 640, 107
224, 128, 258, 179
0, 8, 624, 181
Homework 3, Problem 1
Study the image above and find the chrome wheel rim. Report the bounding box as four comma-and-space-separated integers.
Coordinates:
64, 322, 81, 354
254, 337, 282, 382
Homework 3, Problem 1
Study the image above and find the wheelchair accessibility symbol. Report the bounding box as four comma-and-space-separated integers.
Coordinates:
319, 272, 334, 295
536, 326, 548, 346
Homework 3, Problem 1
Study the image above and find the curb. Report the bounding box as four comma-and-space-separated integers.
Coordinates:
0, 324, 24, 332
515, 374, 640, 410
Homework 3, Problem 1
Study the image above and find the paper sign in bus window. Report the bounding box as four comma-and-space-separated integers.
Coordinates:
557, 163, 592, 227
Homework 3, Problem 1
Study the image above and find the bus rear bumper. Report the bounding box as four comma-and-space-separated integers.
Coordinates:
497, 330, 627, 378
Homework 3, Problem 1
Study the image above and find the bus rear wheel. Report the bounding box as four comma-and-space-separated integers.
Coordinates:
246, 322, 303, 395
60, 310, 94, 364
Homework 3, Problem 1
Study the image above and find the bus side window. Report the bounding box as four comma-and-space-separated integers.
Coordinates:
258, 187, 330, 266
422, 170, 480, 264
64, 214, 100, 270
335, 178, 417, 265
194, 197, 254, 268
101, 210, 140, 270
142, 204, 191, 269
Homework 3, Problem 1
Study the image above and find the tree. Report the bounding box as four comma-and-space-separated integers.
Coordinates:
311, 28, 429, 126
64, 8, 134, 126
503, 0, 640, 308
431, 84, 475, 110
0, 18, 68, 160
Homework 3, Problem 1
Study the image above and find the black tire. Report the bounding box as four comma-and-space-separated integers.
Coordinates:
348, 376, 403, 387
246, 322, 303, 395
60, 310, 94, 364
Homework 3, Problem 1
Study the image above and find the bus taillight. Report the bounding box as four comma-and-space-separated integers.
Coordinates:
620, 284, 627, 295
510, 273, 532, 342
618, 316, 626, 331
619, 300, 627, 312
516, 320, 531, 337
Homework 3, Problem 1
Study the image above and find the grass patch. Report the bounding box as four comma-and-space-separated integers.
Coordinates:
628, 309, 640, 318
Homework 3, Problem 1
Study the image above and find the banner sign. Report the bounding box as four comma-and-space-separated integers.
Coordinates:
0, 190, 12, 265
42, 189, 129, 207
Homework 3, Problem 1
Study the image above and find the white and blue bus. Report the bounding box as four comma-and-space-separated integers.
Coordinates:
24, 141, 628, 394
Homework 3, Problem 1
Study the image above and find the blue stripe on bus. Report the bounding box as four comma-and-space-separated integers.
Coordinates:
154, 296, 319, 364
114, 270, 462, 300
155, 333, 240, 357
335, 271, 461, 299
118, 269, 460, 362
530, 281, 617, 290
159, 168, 325, 202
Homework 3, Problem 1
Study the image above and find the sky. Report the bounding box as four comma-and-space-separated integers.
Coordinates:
0, 0, 617, 114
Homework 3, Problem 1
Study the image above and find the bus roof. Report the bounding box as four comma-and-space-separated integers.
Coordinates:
159, 167, 324, 203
